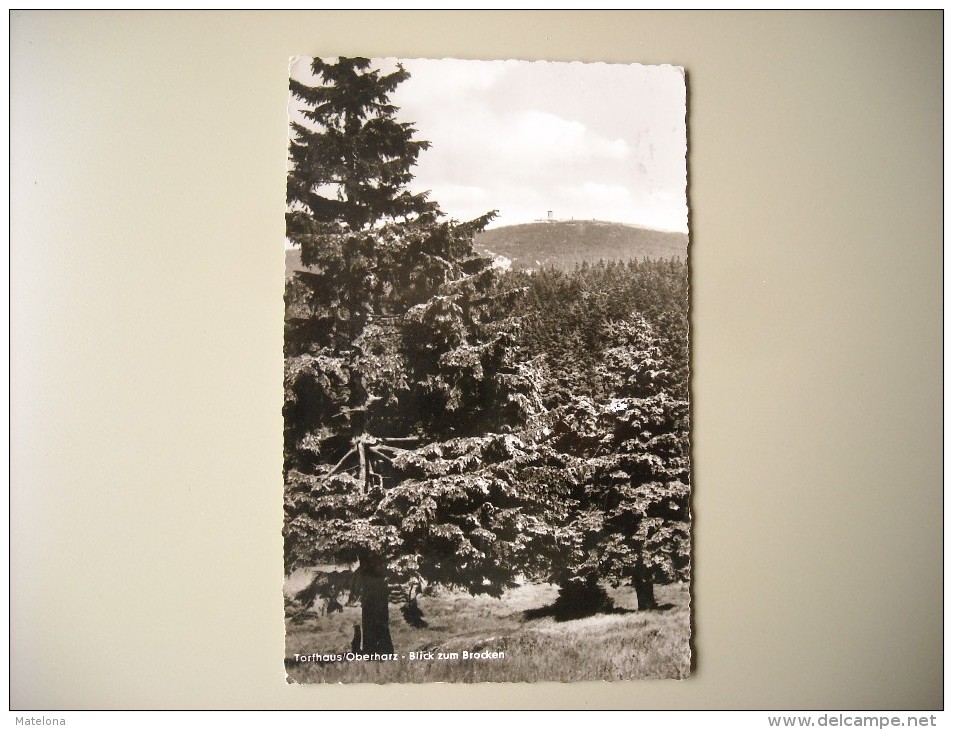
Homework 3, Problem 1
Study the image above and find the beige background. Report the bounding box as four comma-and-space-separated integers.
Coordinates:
10, 11, 942, 709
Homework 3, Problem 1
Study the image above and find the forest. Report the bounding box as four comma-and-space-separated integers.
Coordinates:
282, 57, 690, 682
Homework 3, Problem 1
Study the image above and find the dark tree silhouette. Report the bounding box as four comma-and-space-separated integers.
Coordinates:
284, 60, 691, 661
284, 58, 557, 652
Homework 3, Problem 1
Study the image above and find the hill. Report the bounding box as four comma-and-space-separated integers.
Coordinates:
284, 220, 688, 278
474, 220, 688, 271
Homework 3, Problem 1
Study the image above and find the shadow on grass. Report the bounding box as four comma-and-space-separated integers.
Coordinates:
523, 602, 675, 622
522, 580, 677, 622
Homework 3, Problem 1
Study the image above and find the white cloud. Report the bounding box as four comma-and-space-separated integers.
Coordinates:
290, 57, 688, 233
394, 58, 507, 102
509, 111, 630, 162
408, 106, 640, 225
396, 60, 685, 231
422, 183, 492, 222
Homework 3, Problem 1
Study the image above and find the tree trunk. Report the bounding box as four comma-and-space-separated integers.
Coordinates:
358, 554, 394, 655
633, 577, 657, 610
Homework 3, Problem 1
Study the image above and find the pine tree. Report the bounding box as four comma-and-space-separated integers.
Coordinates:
489, 259, 691, 614
284, 58, 554, 653
543, 316, 691, 611
287, 57, 438, 241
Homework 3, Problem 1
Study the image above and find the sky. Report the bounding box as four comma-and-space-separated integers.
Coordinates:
289, 57, 688, 233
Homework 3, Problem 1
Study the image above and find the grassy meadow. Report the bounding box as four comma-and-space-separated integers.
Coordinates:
284, 581, 691, 684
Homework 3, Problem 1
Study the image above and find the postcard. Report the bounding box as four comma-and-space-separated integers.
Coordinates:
283, 56, 690, 683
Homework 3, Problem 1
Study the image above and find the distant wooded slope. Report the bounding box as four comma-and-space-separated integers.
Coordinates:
285, 220, 688, 278
474, 220, 688, 270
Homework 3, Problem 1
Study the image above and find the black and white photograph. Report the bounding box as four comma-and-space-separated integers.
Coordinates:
10, 9, 941, 714
282, 56, 691, 683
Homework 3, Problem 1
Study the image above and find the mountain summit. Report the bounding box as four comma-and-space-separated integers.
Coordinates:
285, 219, 688, 278
474, 220, 688, 271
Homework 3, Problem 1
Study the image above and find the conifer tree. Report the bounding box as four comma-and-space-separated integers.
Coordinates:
287, 57, 438, 242
543, 315, 690, 611
486, 260, 692, 614
284, 58, 553, 653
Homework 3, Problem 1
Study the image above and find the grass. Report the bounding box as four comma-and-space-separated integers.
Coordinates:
284, 581, 691, 684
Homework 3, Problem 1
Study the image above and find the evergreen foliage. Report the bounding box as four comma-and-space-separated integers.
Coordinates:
284, 58, 560, 651
287, 57, 438, 239
489, 259, 691, 609
284, 57, 691, 652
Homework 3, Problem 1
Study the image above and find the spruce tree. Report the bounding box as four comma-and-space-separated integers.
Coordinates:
543, 315, 691, 611
284, 58, 553, 654
484, 260, 691, 615
287, 57, 438, 242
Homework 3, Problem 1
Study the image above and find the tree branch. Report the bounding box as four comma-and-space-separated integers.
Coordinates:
369, 446, 396, 464
328, 447, 358, 475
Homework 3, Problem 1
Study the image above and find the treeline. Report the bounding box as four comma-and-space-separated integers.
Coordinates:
283, 57, 691, 647
495, 257, 689, 406
476, 256, 692, 615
